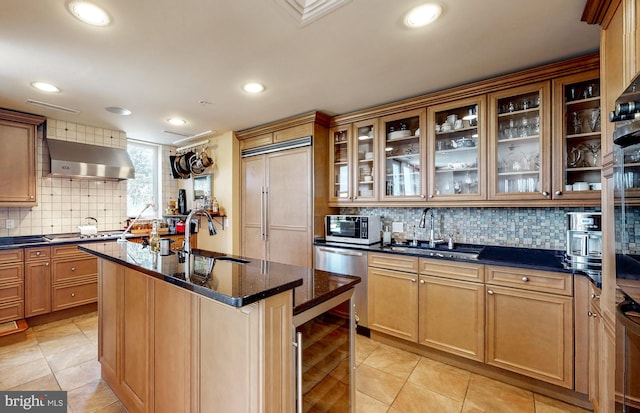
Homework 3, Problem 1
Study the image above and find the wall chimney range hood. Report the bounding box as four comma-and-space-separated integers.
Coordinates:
45, 138, 135, 181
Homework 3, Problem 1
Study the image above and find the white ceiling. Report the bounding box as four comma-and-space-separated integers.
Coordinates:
0, 0, 600, 146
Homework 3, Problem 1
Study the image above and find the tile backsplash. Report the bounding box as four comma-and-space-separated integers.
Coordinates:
340, 206, 601, 251
0, 119, 129, 236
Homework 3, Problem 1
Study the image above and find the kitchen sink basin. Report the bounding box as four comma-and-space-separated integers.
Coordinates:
388, 244, 483, 260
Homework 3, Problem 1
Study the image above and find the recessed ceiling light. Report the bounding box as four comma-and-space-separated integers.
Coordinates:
167, 118, 187, 126
105, 106, 132, 116
31, 82, 60, 93
68, 1, 111, 26
242, 82, 265, 94
404, 3, 442, 28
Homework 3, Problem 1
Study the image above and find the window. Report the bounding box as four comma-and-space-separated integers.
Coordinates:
127, 141, 159, 217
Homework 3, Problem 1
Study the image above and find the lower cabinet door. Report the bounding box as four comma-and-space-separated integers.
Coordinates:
485, 285, 573, 389
25, 260, 51, 317
368, 267, 418, 341
418, 276, 485, 362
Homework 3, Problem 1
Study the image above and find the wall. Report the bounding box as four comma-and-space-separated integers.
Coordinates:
0, 119, 129, 236
194, 131, 240, 255
340, 206, 602, 251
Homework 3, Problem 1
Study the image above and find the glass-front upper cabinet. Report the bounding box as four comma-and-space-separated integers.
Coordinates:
552, 70, 601, 201
427, 96, 486, 201
352, 119, 378, 203
329, 125, 352, 203
379, 109, 427, 202
488, 82, 551, 200
329, 120, 379, 204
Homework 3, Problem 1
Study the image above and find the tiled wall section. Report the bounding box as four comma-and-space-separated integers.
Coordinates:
0, 119, 129, 236
341, 206, 601, 251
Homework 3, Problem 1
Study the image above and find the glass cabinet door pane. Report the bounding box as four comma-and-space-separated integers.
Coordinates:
494, 90, 543, 195
381, 111, 424, 200
354, 121, 377, 201
561, 77, 601, 194
431, 101, 482, 199
331, 127, 350, 200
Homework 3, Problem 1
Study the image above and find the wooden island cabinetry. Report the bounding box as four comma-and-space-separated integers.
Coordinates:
51, 244, 98, 311
98, 257, 293, 413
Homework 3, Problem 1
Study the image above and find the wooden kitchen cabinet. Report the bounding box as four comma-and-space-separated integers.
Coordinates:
418, 258, 485, 362
0, 109, 45, 207
0, 248, 24, 323
51, 244, 98, 311
488, 81, 552, 201
241, 146, 313, 268
485, 265, 574, 389
24, 246, 51, 317
427, 96, 487, 201
379, 109, 427, 202
98, 257, 293, 413
552, 70, 602, 202
588, 283, 602, 411
239, 122, 313, 151
329, 118, 379, 204
368, 253, 419, 341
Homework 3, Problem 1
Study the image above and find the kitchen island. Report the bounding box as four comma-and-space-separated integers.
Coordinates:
79, 241, 359, 413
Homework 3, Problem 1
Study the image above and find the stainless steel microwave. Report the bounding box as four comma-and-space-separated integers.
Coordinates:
325, 215, 381, 245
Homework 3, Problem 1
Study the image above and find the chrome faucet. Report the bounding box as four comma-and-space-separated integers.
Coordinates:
418, 208, 443, 248
183, 208, 217, 254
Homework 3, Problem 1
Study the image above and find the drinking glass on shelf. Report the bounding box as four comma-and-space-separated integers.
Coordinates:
571, 112, 582, 135
585, 143, 601, 167
589, 109, 601, 133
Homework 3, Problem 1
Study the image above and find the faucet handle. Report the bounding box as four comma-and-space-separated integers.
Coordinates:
448, 234, 454, 250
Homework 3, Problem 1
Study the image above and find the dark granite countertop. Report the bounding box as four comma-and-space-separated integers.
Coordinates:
79, 241, 360, 314
314, 239, 601, 287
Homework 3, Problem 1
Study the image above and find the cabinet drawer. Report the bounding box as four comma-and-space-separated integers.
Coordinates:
0, 282, 23, 303
52, 281, 97, 311
0, 300, 24, 323
0, 263, 24, 283
52, 244, 88, 259
369, 253, 418, 273
25, 246, 51, 261
0, 249, 23, 264
486, 265, 572, 296
419, 258, 485, 282
52, 258, 97, 284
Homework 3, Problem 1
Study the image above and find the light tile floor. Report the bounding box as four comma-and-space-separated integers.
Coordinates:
0, 312, 592, 413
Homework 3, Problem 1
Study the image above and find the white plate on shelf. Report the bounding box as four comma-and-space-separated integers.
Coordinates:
387, 130, 411, 140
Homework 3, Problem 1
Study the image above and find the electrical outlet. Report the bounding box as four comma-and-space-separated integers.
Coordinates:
392, 222, 403, 233
5, 219, 14, 229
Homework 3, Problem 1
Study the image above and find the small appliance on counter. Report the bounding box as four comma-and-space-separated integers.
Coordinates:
325, 215, 380, 245
565, 212, 602, 278
178, 189, 187, 215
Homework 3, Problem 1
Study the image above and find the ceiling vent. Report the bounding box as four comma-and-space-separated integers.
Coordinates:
272, 0, 351, 26
26, 99, 80, 114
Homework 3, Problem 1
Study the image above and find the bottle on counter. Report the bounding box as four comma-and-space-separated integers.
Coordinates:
149, 219, 160, 253
211, 197, 219, 214
178, 189, 187, 215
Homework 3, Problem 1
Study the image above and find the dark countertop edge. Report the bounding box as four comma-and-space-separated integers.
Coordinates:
313, 239, 602, 287
78, 244, 357, 312
293, 273, 360, 316
78, 245, 305, 307
163, 274, 304, 308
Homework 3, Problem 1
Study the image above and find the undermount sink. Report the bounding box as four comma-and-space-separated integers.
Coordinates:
388, 244, 483, 260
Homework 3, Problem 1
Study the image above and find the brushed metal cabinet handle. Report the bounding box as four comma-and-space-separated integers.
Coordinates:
487, 290, 494, 295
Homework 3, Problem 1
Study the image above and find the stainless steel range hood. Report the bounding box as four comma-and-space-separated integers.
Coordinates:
46, 138, 135, 181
